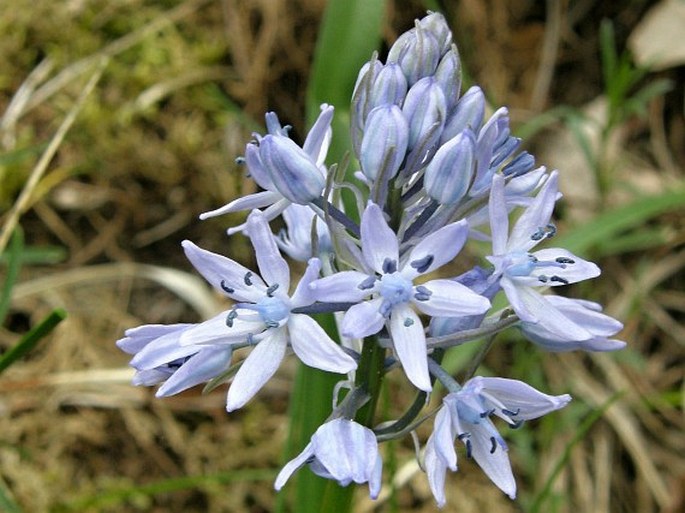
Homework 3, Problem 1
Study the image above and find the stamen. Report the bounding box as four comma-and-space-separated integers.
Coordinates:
382, 257, 398, 274
510, 419, 524, 429
545, 223, 557, 238
379, 300, 393, 318
225, 309, 238, 328
414, 284, 432, 301
358, 276, 377, 290
266, 283, 279, 297
531, 228, 545, 241
550, 275, 569, 285
403, 317, 414, 327
220, 280, 235, 294
480, 408, 495, 418
502, 408, 520, 417
410, 255, 434, 274
244, 272, 253, 286
489, 436, 497, 454
265, 320, 280, 328
246, 333, 255, 345
538, 275, 548, 283
555, 256, 575, 264
235, 156, 246, 165
458, 434, 473, 459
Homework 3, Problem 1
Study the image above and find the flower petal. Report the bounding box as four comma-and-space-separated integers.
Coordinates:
246, 211, 290, 290
412, 279, 491, 317
117, 323, 191, 354
199, 191, 282, 220
308, 270, 375, 303
531, 248, 600, 284
226, 328, 287, 411
467, 419, 517, 499
288, 314, 357, 373
290, 258, 322, 307
488, 174, 509, 255
341, 299, 385, 338
130, 329, 197, 370
474, 376, 572, 420
403, 220, 469, 279
361, 202, 399, 274
274, 442, 315, 490
182, 240, 265, 302
507, 170, 558, 253
156, 346, 232, 396
179, 312, 259, 346
390, 304, 431, 391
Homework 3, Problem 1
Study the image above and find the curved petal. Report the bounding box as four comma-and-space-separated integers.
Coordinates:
199, 191, 282, 220
182, 240, 265, 302
361, 202, 399, 274
467, 420, 517, 499
226, 328, 287, 411
179, 312, 260, 346
412, 279, 491, 317
508, 170, 558, 253
303, 104, 334, 166
117, 323, 191, 354
290, 258, 322, 308
130, 329, 197, 370
390, 304, 431, 391
308, 270, 375, 303
488, 174, 509, 255
424, 442, 449, 508
474, 376, 572, 420
499, 278, 537, 323
246, 211, 290, 290
274, 442, 315, 490
341, 299, 385, 338
531, 248, 600, 284
403, 220, 469, 279
156, 346, 232, 396
288, 314, 357, 373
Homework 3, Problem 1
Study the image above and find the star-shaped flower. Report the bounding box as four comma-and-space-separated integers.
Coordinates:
425, 376, 571, 505
486, 171, 601, 340
310, 202, 490, 391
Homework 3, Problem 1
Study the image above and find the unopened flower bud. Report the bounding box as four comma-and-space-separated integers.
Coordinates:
441, 85, 485, 143
244, 143, 274, 190
424, 129, 475, 204
434, 47, 462, 111
369, 63, 408, 111
351, 59, 383, 154
360, 105, 409, 182
259, 135, 325, 205
388, 25, 441, 86
417, 12, 453, 56
402, 77, 447, 151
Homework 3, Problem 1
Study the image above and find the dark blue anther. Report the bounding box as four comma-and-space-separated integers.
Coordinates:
538, 275, 548, 283
266, 283, 279, 297
489, 436, 497, 454
555, 257, 575, 264
265, 320, 279, 328
382, 257, 397, 274
458, 434, 473, 459
379, 300, 393, 318
545, 223, 557, 238
358, 276, 377, 290
410, 255, 434, 274
220, 280, 235, 294
502, 408, 520, 417
531, 228, 545, 241
550, 275, 569, 285
244, 272, 253, 286
480, 408, 495, 418
225, 309, 238, 328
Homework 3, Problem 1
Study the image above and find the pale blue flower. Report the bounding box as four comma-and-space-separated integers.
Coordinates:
425, 376, 571, 504
200, 105, 333, 234
520, 295, 626, 352
309, 202, 490, 391
117, 323, 233, 397
275, 418, 383, 499
179, 210, 355, 411
276, 204, 332, 261
487, 171, 601, 340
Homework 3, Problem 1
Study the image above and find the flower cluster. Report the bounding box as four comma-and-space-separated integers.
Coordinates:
117, 12, 625, 506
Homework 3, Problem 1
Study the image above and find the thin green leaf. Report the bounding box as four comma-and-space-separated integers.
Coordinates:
0, 245, 66, 266
554, 189, 685, 256
0, 476, 22, 513
0, 227, 24, 327
529, 393, 622, 513
0, 308, 66, 375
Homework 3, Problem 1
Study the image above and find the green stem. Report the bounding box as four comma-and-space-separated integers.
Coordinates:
353, 336, 385, 427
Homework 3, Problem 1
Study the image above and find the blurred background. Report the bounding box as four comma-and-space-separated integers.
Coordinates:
0, 1, 683, 512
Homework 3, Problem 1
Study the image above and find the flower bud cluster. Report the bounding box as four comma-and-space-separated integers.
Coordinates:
117, 11, 625, 507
